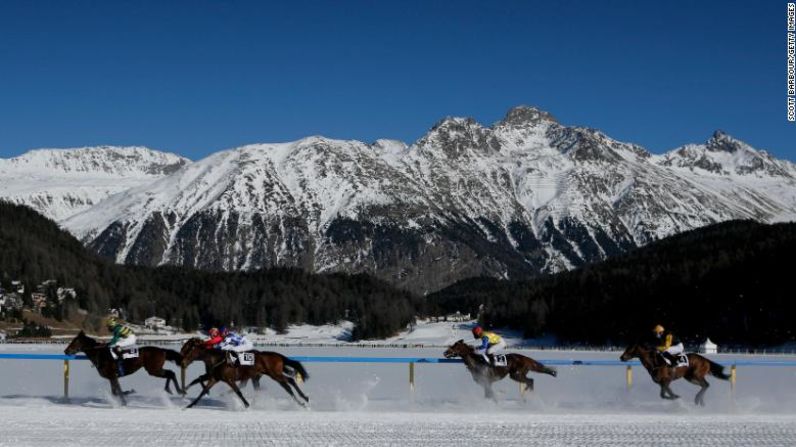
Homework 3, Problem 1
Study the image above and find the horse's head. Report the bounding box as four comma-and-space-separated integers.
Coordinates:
64, 331, 93, 355
444, 339, 473, 359
620, 342, 647, 362
180, 337, 206, 368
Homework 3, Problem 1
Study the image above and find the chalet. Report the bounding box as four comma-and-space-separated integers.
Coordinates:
429, 311, 471, 323
145, 316, 167, 329
56, 287, 77, 302
0, 293, 22, 311
11, 280, 24, 294
31, 293, 47, 313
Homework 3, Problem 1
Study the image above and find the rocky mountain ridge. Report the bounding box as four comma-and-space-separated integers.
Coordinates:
5, 107, 795, 293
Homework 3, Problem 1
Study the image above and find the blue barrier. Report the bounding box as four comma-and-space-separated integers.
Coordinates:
3, 352, 796, 366
0, 353, 87, 360
2, 352, 795, 398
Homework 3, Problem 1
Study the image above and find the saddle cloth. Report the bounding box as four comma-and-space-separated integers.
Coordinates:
239, 352, 255, 366
663, 353, 689, 368
492, 354, 507, 367
228, 351, 256, 366
121, 347, 139, 359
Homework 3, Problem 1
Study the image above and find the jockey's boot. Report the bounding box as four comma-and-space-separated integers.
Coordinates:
663, 352, 678, 367
481, 353, 490, 365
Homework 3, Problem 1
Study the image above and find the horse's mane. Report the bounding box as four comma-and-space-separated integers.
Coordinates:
78, 331, 100, 348
453, 339, 475, 353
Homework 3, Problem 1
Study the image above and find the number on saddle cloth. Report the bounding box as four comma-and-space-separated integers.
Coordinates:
492, 354, 507, 367
121, 347, 139, 359
675, 353, 689, 368
239, 352, 255, 366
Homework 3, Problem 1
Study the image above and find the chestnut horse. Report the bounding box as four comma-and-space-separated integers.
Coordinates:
620, 342, 730, 406
444, 339, 556, 400
64, 331, 184, 405
180, 337, 310, 408
179, 338, 261, 391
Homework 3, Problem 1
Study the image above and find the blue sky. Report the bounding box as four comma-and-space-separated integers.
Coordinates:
0, 1, 792, 161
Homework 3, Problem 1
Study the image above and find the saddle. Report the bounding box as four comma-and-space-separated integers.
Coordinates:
226, 351, 256, 366
480, 354, 508, 367
110, 346, 139, 360
121, 347, 139, 359
661, 352, 689, 368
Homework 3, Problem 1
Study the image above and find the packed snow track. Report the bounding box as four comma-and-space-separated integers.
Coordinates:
0, 406, 794, 447
1, 345, 795, 446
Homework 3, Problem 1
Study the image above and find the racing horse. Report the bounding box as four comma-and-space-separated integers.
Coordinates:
179, 337, 262, 391
180, 337, 310, 408
443, 339, 557, 400
64, 331, 184, 405
620, 342, 730, 406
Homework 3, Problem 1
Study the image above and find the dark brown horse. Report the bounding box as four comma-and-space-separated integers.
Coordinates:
444, 339, 556, 400
620, 342, 730, 406
64, 331, 184, 405
180, 337, 310, 409
179, 338, 261, 391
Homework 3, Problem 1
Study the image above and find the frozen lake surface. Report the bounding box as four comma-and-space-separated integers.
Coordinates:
1, 343, 795, 446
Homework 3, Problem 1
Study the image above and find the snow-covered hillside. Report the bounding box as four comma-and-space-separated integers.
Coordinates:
0, 146, 190, 221
18, 107, 796, 293
60, 107, 796, 293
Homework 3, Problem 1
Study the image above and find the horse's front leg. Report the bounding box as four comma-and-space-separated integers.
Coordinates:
186, 377, 217, 409
665, 383, 680, 399
110, 377, 127, 406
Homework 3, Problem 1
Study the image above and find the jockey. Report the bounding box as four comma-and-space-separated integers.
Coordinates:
653, 324, 684, 366
472, 325, 506, 366
204, 327, 223, 349
106, 316, 136, 360
219, 327, 254, 364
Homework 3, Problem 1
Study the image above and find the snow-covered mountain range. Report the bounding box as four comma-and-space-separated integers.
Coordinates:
0, 146, 189, 220
3, 106, 795, 293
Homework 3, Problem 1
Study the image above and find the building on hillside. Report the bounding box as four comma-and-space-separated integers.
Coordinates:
11, 280, 24, 294
429, 311, 471, 323
699, 338, 718, 354
0, 331, 6, 342
56, 287, 77, 302
145, 316, 167, 329
36, 279, 57, 293
0, 293, 22, 311
31, 293, 47, 313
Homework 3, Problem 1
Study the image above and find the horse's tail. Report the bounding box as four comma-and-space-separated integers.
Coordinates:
541, 365, 557, 378
282, 356, 309, 382
706, 358, 730, 380
164, 349, 183, 366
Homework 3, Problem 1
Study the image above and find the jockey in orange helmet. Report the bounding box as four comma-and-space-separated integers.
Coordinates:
472, 325, 506, 366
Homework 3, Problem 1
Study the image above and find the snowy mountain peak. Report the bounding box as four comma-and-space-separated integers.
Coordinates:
7, 105, 796, 294
0, 146, 191, 221
3, 145, 189, 176
658, 133, 793, 178
498, 105, 558, 127
706, 130, 744, 153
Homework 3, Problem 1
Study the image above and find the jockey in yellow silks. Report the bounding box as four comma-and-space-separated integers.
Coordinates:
472, 326, 506, 366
